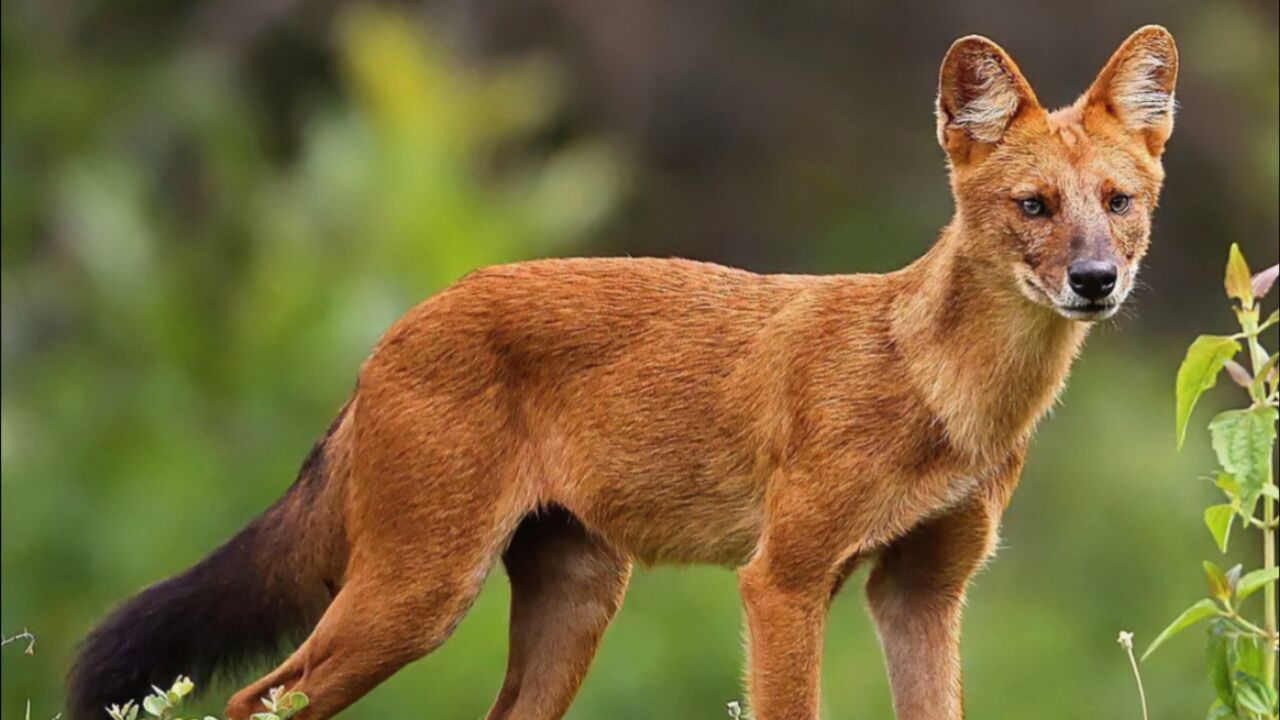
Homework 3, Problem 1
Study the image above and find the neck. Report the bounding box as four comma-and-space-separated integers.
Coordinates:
891, 223, 1090, 462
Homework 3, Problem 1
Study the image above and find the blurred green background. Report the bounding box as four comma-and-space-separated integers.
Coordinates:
2, 0, 1277, 718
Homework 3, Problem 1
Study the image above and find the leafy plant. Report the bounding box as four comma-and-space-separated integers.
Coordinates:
104, 677, 307, 720
1139, 244, 1279, 719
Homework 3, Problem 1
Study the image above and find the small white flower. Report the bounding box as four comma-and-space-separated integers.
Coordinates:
1117, 630, 1134, 650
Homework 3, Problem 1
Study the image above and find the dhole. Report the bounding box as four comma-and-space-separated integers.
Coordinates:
68, 26, 1178, 720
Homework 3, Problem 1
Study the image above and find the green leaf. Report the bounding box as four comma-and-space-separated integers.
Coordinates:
1209, 406, 1279, 511
1176, 336, 1242, 448
1237, 567, 1279, 603
1206, 699, 1235, 720
1234, 636, 1267, 681
1233, 672, 1278, 715
142, 694, 168, 718
1204, 561, 1231, 602
1207, 625, 1235, 709
1214, 472, 1241, 499
1225, 243, 1253, 305
285, 692, 309, 711
1203, 504, 1235, 552
1143, 598, 1222, 661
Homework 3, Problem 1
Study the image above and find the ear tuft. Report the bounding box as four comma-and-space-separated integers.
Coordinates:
1088, 26, 1179, 150
937, 36, 1038, 153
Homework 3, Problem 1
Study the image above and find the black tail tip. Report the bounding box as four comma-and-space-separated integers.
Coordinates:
66, 586, 206, 720
65, 463, 337, 720
65, 523, 325, 720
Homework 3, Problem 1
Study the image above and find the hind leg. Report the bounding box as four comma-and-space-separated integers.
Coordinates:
226, 544, 500, 720
485, 510, 631, 720
229, 389, 533, 716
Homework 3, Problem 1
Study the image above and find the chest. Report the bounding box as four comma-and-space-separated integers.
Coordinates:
854, 428, 1022, 553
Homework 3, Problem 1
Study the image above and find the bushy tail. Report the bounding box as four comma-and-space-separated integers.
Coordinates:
67, 405, 352, 720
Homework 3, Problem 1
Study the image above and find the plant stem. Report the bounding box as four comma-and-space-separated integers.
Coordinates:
0, 629, 36, 655
1119, 632, 1150, 720
1225, 609, 1273, 640
1244, 311, 1278, 694
1264, 488, 1276, 688
1127, 650, 1150, 720
1245, 516, 1280, 531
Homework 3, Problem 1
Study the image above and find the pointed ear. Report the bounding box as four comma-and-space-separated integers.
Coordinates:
936, 36, 1040, 164
1086, 25, 1178, 156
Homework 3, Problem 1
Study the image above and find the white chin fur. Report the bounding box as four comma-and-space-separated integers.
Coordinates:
1016, 272, 1128, 322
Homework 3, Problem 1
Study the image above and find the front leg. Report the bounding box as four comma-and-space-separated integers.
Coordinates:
865, 463, 1020, 720
738, 556, 833, 720
738, 486, 848, 720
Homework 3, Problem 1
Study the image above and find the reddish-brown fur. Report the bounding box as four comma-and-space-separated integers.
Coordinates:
76, 27, 1178, 720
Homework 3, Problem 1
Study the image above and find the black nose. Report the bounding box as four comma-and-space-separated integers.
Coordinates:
1067, 260, 1118, 301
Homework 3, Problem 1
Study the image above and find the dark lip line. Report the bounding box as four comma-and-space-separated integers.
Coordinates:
1023, 278, 1119, 315
1024, 278, 1116, 311
1057, 302, 1117, 314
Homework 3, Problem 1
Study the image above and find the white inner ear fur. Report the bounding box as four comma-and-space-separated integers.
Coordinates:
945, 55, 1021, 143
1109, 52, 1176, 130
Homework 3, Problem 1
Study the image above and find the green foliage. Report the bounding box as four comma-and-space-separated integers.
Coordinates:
1177, 336, 1242, 448
1227, 245, 1257, 307
1142, 598, 1221, 661
104, 677, 307, 720
1238, 568, 1280, 604
1204, 504, 1235, 552
1210, 407, 1279, 513
1140, 245, 1279, 719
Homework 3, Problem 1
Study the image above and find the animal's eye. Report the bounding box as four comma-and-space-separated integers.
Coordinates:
1019, 198, 1046, 217
1108, 194, 1132, 214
